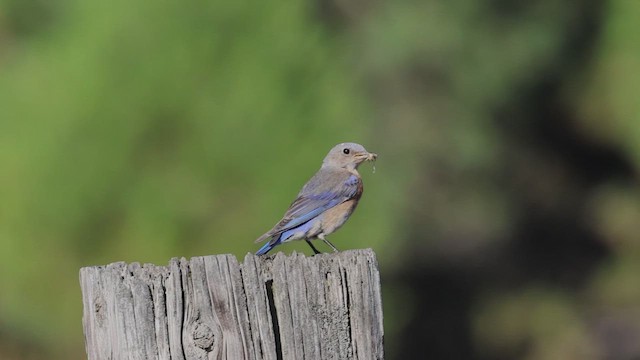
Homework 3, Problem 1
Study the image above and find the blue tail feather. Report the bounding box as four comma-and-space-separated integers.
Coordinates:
255, 220, 315, 255
256, 236, 281, 255
256, 241, 273, 255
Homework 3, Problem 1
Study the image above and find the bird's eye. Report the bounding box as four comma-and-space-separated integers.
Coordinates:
343, 148, 350, 154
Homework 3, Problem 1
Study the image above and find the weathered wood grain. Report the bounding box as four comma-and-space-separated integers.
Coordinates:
80, 249, 384, 360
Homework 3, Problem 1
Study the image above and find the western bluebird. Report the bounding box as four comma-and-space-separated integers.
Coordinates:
255, 142, 377, 255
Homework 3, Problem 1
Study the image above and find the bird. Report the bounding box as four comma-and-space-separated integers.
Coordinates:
255, 142, 377, 255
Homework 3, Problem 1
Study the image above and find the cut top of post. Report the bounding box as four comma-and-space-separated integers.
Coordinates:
80, 249, 384, 360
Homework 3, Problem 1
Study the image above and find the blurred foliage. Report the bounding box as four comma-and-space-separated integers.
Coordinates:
1, 0, 639, 359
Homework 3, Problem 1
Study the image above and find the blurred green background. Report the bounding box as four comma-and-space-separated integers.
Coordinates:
1, 0, 639, 359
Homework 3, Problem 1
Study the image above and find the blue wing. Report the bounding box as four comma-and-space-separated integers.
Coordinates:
255, 169, 362, 248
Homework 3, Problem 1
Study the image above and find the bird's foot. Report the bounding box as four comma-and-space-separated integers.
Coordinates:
318, 234, 340, 253
305, 239, 322, 255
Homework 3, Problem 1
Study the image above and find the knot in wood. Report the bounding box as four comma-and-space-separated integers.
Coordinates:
93, 294, 106, 326
192, 322, 215, 351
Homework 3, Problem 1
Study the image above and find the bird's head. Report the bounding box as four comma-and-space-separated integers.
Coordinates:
322, 142, 377, 171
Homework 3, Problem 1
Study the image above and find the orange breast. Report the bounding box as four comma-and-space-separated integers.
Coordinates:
320, 199, 359, 235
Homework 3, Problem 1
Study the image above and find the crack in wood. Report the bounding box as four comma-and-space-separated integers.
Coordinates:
265, 279, 283, 360
343, 268, 354, 358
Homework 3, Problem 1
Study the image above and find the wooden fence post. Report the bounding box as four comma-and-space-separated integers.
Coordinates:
80, 249, 384, 359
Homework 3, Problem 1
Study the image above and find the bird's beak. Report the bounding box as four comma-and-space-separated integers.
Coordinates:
356, 151, 377, 162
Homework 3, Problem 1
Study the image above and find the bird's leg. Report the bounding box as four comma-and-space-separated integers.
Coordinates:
305, 239, 322, 255
318, 234, 339, 253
